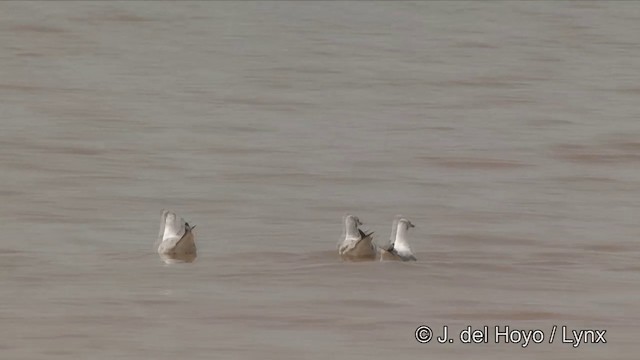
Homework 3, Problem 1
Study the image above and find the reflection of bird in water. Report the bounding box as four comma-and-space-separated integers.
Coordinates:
337, 214, 376, 261
156, 209, 197, 264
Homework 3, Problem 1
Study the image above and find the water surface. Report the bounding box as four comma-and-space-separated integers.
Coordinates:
1, 2, 639, 359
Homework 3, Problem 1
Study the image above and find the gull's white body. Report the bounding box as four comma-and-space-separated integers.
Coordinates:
156, 209, 197, 263
338, 214, 376, 261
380, 216, 417, 261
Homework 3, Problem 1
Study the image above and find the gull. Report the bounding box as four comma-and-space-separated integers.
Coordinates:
156, 209, 197, 264
380, 216, 417, 261
337, 214, 376, 261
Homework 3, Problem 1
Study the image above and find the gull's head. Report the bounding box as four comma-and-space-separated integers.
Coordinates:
398, 218, 415, 230
165, 212, 177, 225
345, 214, 363, 226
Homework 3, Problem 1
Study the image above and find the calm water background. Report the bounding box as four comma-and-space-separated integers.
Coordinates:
1, 1, 639, 359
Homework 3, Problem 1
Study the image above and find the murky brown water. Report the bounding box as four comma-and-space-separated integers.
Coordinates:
1, 2, 639, 359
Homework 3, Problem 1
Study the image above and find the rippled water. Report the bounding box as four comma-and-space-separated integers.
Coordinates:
1, 2, 639, 359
